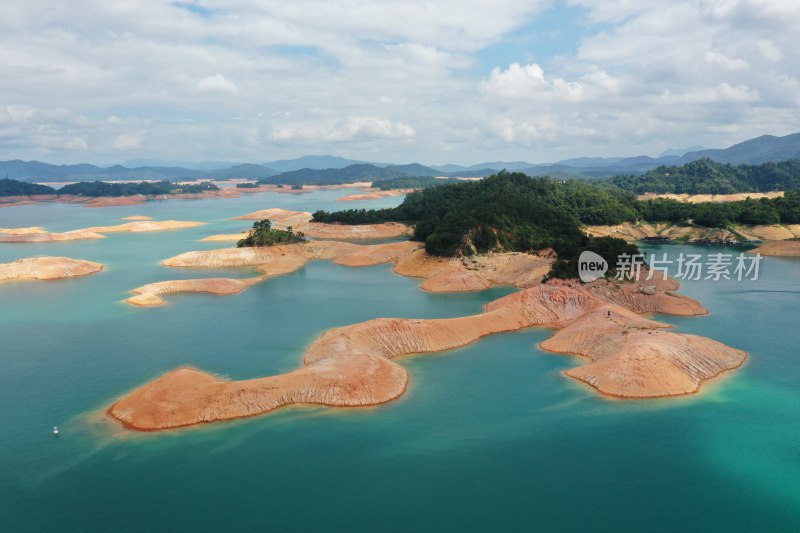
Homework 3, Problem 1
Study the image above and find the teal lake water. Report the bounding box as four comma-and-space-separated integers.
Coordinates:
1, 191, 799, 532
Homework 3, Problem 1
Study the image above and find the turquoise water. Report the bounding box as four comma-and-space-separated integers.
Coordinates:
1, 192, 799, 532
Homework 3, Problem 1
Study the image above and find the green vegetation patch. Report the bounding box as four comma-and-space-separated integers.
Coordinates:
58, 180, 218, 197
0, 178, 57, 196
609, 158, 800, 194
236, 219, 306, 248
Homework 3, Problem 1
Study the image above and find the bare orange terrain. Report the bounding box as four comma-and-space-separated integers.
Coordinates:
229, 207, 411, 240
749, 240, 800, 256
0, 257, 104, 282
128, 241, 552, 307
0, 220, 204, 243
108, 280, 745, 431
336, 189, 411, 202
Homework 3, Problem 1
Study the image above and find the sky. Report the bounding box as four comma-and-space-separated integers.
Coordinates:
0, 0, 799, 166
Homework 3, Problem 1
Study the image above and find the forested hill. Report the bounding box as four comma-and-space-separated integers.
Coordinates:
0, 178, 57, 196
312, 171, 800, 261
0, 178, 218, 197
258, 163, 438, 186
313, 171, 638, 261
58, 181, 217, 197
608, 158, 800, 194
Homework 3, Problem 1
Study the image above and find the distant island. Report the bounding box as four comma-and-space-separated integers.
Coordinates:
0, 179, 218, 197
0, 178, 56, 196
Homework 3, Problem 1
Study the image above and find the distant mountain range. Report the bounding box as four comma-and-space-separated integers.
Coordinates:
2, 132, 799, 185
259, 163, 442, 186
675, 133, 800, 165
262, 155, 378, 172
659, 145, 709, 158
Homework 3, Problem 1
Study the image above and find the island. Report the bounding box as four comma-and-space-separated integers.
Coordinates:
126, 277, 264, 306
226, 207, 411, 240
124, 240, 552, 306
109, 281, 744, 431
109, 172, 749, 430
0, 177, 384, 209
0, 220, 204, 243
0, 256, 104, 282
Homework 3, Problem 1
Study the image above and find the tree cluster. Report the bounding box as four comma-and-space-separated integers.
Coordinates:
372, 176, 461, 190
609, 158, 800, 194
236, 219, 306, 247
58, 180, 218, 197
314, 171, 640, 261
636, 191, 800, 227
0, 178, 57, 196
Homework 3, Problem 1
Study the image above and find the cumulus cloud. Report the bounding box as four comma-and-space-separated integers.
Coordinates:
269, 117, 415, 143
0, 0, 798, 163
196, 74, 238, 95
113, 133, 142, 150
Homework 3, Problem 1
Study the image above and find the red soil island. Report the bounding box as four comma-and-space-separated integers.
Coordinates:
109, 280, 745, 431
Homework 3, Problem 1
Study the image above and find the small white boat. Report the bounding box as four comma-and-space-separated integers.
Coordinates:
53, 426, 59, 436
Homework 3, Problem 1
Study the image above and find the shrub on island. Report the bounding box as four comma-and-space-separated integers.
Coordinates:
236, 219, 306, 247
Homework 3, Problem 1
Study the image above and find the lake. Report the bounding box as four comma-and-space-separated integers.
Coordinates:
1, 190, 799, 532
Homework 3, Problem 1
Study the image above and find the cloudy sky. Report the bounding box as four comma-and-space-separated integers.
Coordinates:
1, 0, 798, 165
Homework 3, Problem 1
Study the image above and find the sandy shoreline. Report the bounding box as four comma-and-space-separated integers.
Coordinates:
749, 240, 800, 256
637, 192, 784, 203
127, 240, 553, 306
0, 256, 104, 282
335, 189, 411, 202
126, 277, 264, 306
587, 221, 800, 243
0, 220, 204, 243
0, 183, 378, 209
108, 280, 745, 431
229, 208, 411, 240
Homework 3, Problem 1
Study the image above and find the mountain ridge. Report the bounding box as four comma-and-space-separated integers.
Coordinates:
3, 131, 799, 183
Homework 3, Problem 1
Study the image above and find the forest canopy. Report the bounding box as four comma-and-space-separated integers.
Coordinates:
58, 180, 218, 197
311, 171, 800, 279
313, 171, 639, 261
608, 158, 800, 194
0, 178, 57, 196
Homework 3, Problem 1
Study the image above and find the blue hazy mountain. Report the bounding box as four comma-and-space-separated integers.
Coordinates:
260, 163, 439, 186
677, 132, 800, 164
262, 155, 378, 172
659, 146, 709, 158
3, 131, 799, 182
122, 159, 242, 171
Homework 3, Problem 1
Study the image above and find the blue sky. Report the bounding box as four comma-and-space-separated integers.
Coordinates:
0, 0, 798, 165
475, 5, 601, 74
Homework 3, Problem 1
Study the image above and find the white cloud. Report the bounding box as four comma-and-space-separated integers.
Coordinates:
0, 0, 798, 163
113, 133, 141, 150
196, 73, 238, 95
480, 62, 620, 102
269, 117, 415, 143
757, 39, 782, 62
704, 51, 749, 71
